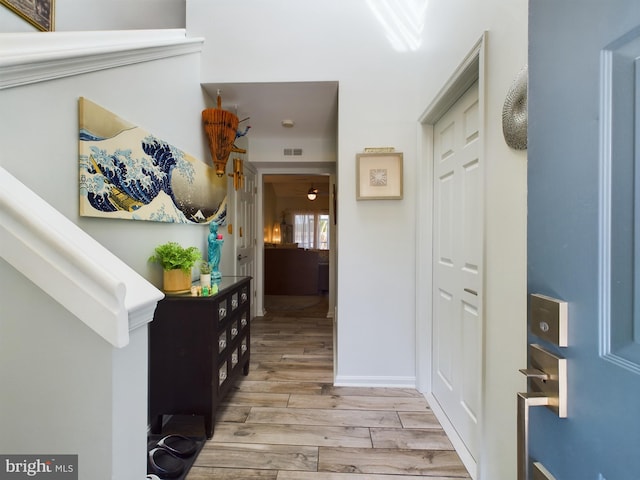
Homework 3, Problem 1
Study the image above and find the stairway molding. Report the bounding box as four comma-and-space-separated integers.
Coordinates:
0, 167, 164, 348
0, 28, 204, 89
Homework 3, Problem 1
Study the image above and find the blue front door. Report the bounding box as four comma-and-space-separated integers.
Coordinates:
528, 1, 640, 478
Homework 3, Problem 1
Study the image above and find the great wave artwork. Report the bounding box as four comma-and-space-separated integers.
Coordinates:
78, 97, 226, 224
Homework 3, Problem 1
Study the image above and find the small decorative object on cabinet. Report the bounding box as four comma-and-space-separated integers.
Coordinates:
199, 261, 211, 288
148, 242, 201, 294
207, 222, 224, 281
148, 276, 251, 439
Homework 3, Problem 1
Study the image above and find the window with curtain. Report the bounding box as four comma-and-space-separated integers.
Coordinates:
293, 212, 330, 249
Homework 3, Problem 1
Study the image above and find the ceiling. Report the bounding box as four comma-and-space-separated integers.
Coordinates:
201, 81, 338, 198
264, 174, 330, 199
201, 81, 339, 140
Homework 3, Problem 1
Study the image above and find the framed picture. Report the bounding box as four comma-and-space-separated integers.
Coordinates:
356, 152, 403, 200
1, 0, 54, 32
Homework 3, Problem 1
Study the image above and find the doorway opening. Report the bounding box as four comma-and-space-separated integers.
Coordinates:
262, 173, 334, 318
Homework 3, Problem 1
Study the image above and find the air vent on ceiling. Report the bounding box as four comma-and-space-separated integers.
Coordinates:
283, 148, 303, 156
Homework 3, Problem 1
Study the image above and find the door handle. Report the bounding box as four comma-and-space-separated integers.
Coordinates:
517, 344, 567, 480
517, 392, 550, 480
237, 254, 247, 261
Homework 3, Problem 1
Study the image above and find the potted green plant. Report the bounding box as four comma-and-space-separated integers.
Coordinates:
149, 242, 202, 293
199, 260, 212, 288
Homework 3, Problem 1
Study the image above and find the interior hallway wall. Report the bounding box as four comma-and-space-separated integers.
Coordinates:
0, 32, 238, 478
188, 2, 527, 478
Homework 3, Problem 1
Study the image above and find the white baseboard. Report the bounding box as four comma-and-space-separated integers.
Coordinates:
426, 392, 478, 479
334, 375, 416, 388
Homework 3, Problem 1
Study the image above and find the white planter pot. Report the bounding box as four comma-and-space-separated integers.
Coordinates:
200, 273, 211, 288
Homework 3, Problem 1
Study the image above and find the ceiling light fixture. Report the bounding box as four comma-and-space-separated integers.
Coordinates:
281, 119, 295, 128
307, 186, 318, 201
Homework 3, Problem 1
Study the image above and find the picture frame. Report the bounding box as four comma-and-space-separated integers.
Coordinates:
1, 0, 54, 32
356, 152, 403, 200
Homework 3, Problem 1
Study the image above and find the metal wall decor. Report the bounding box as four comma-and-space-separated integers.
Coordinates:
502, 65, 528, 150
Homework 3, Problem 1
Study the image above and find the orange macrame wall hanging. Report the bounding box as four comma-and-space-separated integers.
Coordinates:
202, 94, 243, 177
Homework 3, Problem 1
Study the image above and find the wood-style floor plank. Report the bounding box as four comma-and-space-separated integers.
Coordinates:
246, 406, 403, 428
189, 467, 278, 479
288, 394, 430, 412
370, 427, 454, 450
318, 447, 469, 477
183, 295, 470, 479
195, 442, 318, 471
211, 423, 373, 448
277, 473, 467, 480
398, 411, 443, 429
231, 380, 325, 395
321, 385, 425, 398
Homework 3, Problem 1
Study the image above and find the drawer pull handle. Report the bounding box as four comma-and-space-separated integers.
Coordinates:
240, 318, 247, 327
232, 299, 238, 308
219, 307, 226, 318
231, 327, 238, 336
219, 339, 226, 349
241, 293, 248, 302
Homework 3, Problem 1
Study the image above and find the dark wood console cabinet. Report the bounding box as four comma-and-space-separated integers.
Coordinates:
149, 276, 251, 439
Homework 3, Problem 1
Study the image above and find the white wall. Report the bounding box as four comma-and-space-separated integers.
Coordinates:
188, 1, 527, 478
188, 0, 421, 386
1, 259, 132, 478
0, 31, 234, 480
0, 0, 185, 32
0, 48, 234, 285
0, 0, 529, 476
251, 137, 337, 163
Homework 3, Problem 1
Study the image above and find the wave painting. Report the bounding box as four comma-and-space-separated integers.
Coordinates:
78, 97, 227, 224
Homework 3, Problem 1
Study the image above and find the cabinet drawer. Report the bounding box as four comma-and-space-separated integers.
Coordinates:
216, 297, 229, 323
239, 311, 249, 331
218, 330, 227, 354
218, 361, 227, 387
240, 284, 249, 305
230, 319, 239, 341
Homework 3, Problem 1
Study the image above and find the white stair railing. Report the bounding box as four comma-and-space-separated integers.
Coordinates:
0, 167, 163, 347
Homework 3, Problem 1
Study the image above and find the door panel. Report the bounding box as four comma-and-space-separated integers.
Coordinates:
235, 162, 256, 317
432, 80, 481, 461
528, 2, 640, 478
435, 288, 455, 389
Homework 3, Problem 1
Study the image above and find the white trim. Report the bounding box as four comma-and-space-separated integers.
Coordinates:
414, 120, 434, 393
334, 375, 416, 388
0, 29, 204, 89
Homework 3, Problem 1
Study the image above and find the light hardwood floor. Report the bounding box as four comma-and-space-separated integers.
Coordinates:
185, 297, 471, 479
